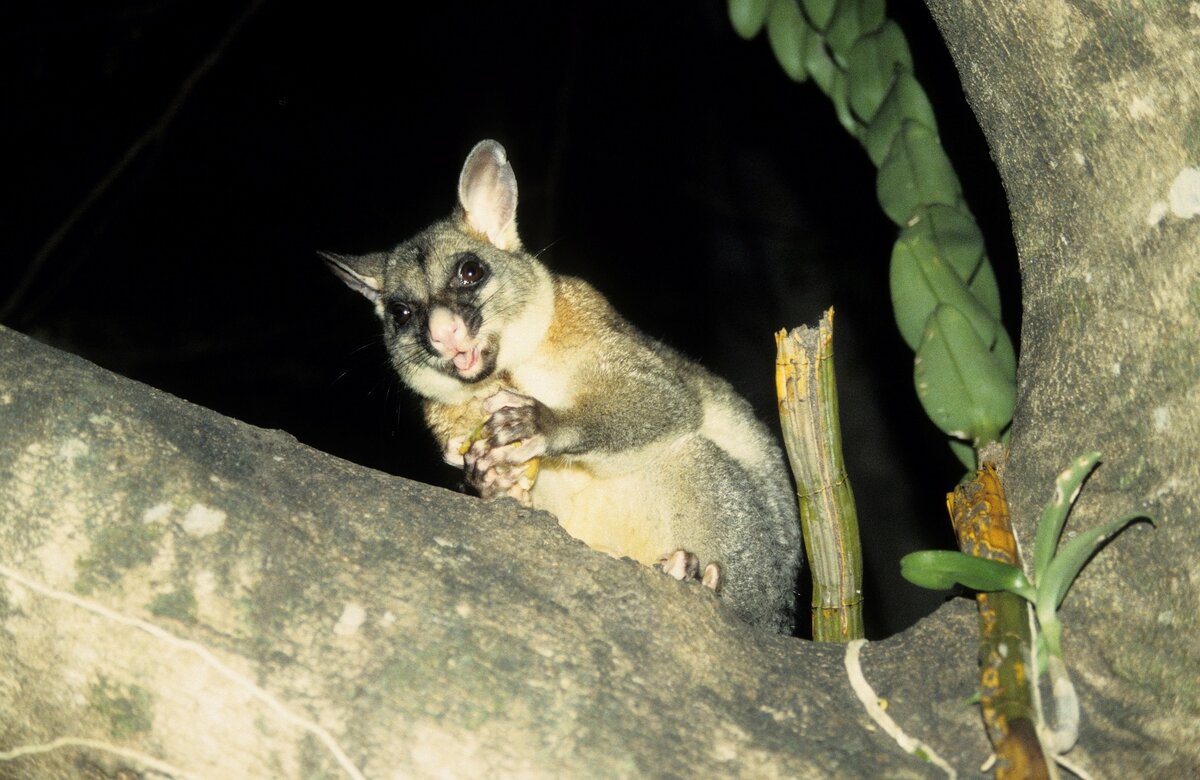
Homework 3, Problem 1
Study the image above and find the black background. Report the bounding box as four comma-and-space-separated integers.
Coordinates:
3, 1, 1016, 637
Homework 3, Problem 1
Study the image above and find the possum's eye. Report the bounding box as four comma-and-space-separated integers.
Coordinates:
387, 301, 413, 328
454, 254, 487, 288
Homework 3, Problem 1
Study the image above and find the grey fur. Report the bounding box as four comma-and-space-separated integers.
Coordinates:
325, 140, 802, 633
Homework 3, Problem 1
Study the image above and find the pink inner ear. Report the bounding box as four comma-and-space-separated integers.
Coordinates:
485, 223, 508, 249
464, 191, 518, 250
463, 186, 499, 239
459, 143, 520, 250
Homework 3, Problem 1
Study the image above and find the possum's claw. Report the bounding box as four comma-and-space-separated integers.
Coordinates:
660, 549, 722, 593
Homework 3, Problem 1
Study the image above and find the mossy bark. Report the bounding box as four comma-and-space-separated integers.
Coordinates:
0, 326, 988, 778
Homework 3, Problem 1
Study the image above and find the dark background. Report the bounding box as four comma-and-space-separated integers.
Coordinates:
2, 1, 1015, 637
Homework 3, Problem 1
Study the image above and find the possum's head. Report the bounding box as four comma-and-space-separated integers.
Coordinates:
323, 140, 554, 404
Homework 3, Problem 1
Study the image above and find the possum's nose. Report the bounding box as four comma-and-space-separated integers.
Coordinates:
427, 306, 471, 358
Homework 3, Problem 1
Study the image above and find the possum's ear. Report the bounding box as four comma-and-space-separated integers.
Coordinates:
319, 251, 384, 302
457, 139, 521, 251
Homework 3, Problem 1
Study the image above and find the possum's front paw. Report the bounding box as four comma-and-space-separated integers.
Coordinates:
462, 390, 548, 503
464, 455, 534, 503
481, 390, 550, 454
463, 441, 536, 502
660, 549, 722, 593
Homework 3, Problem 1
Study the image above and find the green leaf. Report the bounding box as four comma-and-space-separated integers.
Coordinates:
1040, 512, 1153, 613
825, 0, 886, 58
767, 0, 811, 81
948, 439, 976, 470
1032, 452, 1102, 584
863, 73, 937, 167
969, 253, 1002, 322
877, 121, 963, 225
901, 550, 1034, 600
800, 0, 837, 31
907, 205, 986, 282
846, 21, 913, 124
829, 68, 863, 139
914, 304, 1016, 444
803, 29, 837, 94
990, 324, 1017, 380
729, 0, 773, 39
889, 232, 1002, 352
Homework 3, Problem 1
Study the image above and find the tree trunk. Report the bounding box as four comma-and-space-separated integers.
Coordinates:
924, 2, 1200, 777
2, 3, 1198, 777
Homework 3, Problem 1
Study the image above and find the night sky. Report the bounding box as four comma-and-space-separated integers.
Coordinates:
3, 1, 1015, 636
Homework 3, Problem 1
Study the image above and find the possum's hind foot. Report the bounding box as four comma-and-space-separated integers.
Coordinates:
660, 549, 721, 593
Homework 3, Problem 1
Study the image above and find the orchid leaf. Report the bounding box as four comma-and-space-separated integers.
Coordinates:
901, 550, 1035, 601
1032, 452, 1101, 584
1041, 512, 1153, 613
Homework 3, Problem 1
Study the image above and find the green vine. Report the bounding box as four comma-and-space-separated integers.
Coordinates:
729, 0, 1015, 466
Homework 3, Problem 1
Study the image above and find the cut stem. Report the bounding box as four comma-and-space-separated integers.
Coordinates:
775, 308, 864, 641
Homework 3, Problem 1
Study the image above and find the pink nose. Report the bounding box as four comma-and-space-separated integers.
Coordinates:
428, 307, 467, 357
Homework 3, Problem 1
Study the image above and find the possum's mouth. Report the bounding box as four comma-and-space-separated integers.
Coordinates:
450, 343, 495, 382
452, 344, 481, 374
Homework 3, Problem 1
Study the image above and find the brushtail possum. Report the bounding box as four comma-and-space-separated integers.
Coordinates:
323, 140, 801, 632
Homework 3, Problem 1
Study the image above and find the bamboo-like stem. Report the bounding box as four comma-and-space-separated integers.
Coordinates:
774, 309, 864, 641
948, 457, 1054, 779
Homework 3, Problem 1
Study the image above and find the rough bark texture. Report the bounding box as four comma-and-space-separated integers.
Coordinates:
0, 326, 987, 778
925, 1, 1200, 777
